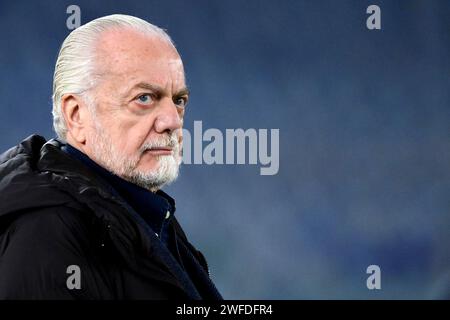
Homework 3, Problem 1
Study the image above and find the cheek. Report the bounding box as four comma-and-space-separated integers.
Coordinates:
119, 135, 144, 159
110, 119, 149, 155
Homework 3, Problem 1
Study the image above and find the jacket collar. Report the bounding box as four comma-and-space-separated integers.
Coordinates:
61, 143, 176, 236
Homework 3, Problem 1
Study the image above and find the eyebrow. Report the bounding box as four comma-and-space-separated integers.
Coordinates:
127, 82, 190, 99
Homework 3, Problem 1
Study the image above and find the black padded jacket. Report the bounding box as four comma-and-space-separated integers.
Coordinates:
0, 135, 222, 300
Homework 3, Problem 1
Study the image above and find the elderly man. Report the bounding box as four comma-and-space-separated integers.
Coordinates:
0, 14, 222, 300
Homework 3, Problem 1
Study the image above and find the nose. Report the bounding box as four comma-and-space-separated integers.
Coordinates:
153, 97, 183, 134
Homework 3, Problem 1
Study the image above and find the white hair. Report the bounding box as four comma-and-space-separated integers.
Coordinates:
52, 14, 175, 139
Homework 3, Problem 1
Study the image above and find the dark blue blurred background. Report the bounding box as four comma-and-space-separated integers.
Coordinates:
0, 0, 449, 299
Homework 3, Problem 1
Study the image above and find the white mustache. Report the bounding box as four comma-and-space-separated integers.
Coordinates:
140, 135, 179, 153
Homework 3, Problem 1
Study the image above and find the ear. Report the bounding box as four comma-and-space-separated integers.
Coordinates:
60, 94, 90, 144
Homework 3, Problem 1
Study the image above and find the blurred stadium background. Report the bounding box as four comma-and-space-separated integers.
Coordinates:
0, 0, 449, 299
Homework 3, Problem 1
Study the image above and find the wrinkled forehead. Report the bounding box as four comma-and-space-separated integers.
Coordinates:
93, 28, 185, 88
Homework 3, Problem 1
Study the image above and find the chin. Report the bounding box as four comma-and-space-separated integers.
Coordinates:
138, 157, 161, 172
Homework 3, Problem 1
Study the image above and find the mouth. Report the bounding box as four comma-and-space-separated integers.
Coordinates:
143, 147, 174, 156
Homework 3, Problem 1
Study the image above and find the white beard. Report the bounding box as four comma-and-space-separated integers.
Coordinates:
89, 122, 181, 192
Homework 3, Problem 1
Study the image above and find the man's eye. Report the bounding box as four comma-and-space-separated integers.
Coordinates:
136, 94, 153, 105
174, 97, 187, 108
